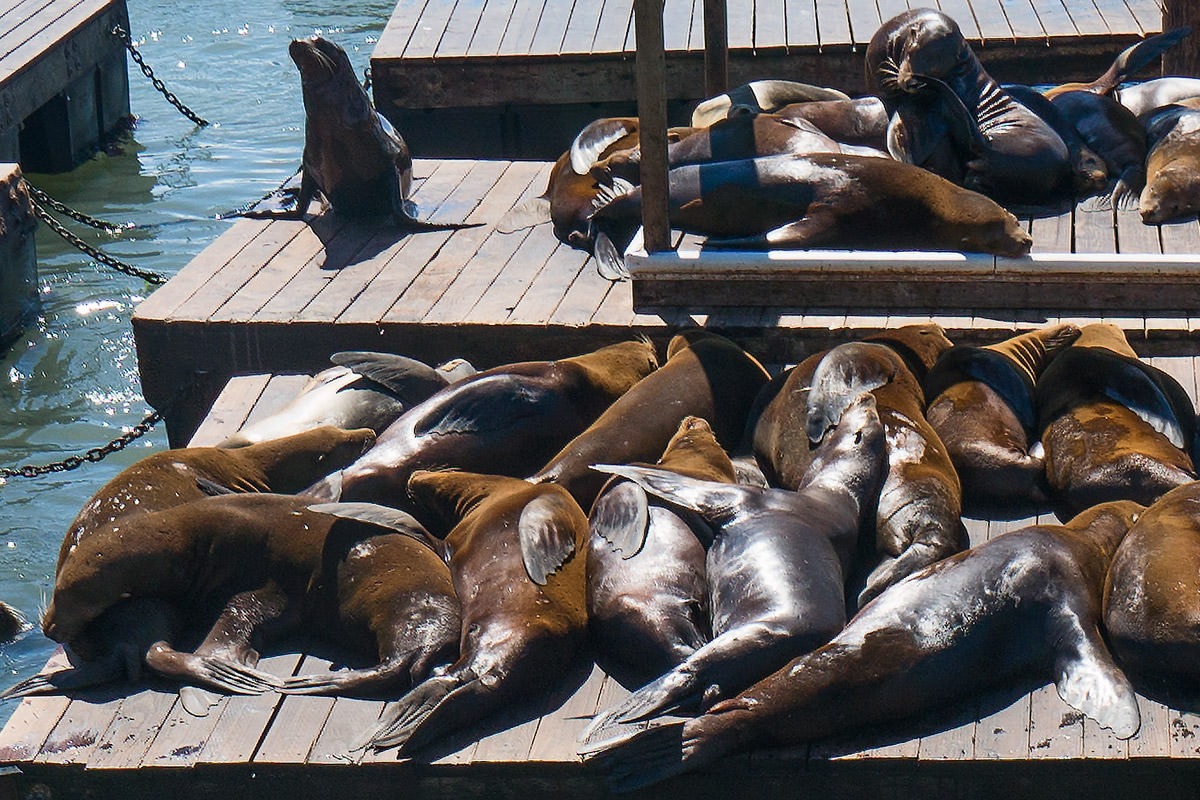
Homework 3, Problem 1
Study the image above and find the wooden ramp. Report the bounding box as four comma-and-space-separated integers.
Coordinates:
371, 0, 1167, 158
5, 363, 1200, 799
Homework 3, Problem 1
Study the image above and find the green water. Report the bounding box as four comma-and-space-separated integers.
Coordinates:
0, 0, 387, 720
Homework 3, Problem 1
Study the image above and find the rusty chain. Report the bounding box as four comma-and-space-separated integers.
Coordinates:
0, 409, 163, 480
28, 192, 167, 285
112, 24, 209, 127
24, 183, 132, 235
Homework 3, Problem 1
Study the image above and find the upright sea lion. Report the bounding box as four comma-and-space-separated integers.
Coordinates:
587, 416, 737, 682
1104, 482, 1200, 678
1050, 90, 1147, 207
1117, 76, 1200, 118
1044, 27, 1191, 99
587, 152, 1032, 278
923, 324, 1080, 516
531, 331, 768, 510
690, 80, 850, 127
806, 324, 964, 606
305, 339, 658, 504
582, 502, 1143, 790
584, 392, 887, 733
341, 471, 589, 753
219, 353, 475, 447
1139, 99, 1200, 223
1037, 324, 1197, 518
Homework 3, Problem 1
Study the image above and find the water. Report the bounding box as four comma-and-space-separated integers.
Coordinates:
0, 0, 387, 723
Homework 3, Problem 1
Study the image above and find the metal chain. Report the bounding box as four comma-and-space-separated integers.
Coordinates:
112, 24, 209, 127
29, 197, 167, 285
24, 182, 131, 235
0, 409, 163, 480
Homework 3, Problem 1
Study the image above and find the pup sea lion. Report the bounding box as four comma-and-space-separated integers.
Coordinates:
1104, 482, 1200, 678
219, 353, 475, 447
1050, 90, 1147, 207
306, 339, 658, 504
587, 152, 1032, 278
1117, 76, 1200, 118
582, 502, 1143, 790
342, 471, 589, 753
1037, 324, 1197, 518
1139, 99, 1200, 223
584, 392, 887, 733
923, 324, 1080, 516
531, 331, 768, 510
587, 416, 736, 682
690, 80, 850, 127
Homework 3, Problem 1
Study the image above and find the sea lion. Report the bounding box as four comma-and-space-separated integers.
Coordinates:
219, 353, 475, 447
531, 331, 768, 510
923, 324, 1080, 517
866, 9, 1072, 205
1001, 84, 1110, 198
256, 37, 474, 230
587, 152, 1032, 278
773, 96, 890, 151
305, 339, 659, 504
1050, 90, 1147, 207
1104, 482, 1200, 678
1139, 99, 1200, 223
0, 602, 23, 642
339, 471, 589, 753
747, 357, 820, 492
584, 391, 887, 733
805, 324, 965, 607
582, 502, 1144, 790
690, 80, 850, 127
1117, 76, 1200, 118
1044, 27, 1191, 99
587, 416, 737, 682
1037, 324, 1197, 518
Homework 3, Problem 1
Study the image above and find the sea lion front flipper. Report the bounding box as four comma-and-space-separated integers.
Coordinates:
496, 195, 552, 233
0, 660, 128, 699
590, 480, 651, 559
571, 119, 637, 175
592, 465, 748, 523
330, 351, 450, 403
1052, 619, 1141, 739
145, 642, 283, 706
1087, 351, 1192, 449
195, 476, 237, 496
412, 374, 554, 436
518, 492, 579, 585
593, 231, 631, 281
703, 211, 838, 251
308, 502, 440, 552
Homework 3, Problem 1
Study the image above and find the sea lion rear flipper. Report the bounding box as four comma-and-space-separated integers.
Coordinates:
0, 660, 127, 699
571, 119, 637, 174
1052, 621, 1141, 739
593, 231, 631, 281
355, 672, 487, 753
308, 502, 439, 552
518, 492, 579, 585
413, 374, 552, 436
592, 465, 748, 522
145, 643, 282, 707
1087, 351, 1193, 449
1087, 27, 1192, 96
580, 720, 696, 793
591, 480, 651, 558
330, 351, 450, 403
495, 195, 552, 233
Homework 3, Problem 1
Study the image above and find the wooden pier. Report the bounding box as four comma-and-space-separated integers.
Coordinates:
372, 0, 1167, 159
0, 163, 36, 349
0, 0, 131, 172
6, 356, 1200, 799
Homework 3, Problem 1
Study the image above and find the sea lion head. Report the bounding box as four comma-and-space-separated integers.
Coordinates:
249, 426, 377, 493
942, 192, 1032, 257
801, 392, 886, 499
289, 36, 358, 90
872, 9, 966, 94
1140, 165, 1199, 224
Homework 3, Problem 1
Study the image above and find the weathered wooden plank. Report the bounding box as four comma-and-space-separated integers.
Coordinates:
1031, 209, 1072, 253
1073, 202, 1116, 253
464, 221, 561, 322
0, 0, 96, 68
195, 652, 302, 764
140, 692, 231, 768
404, 0, 458, 58
435, 0, 489, 57
1123, 0, 1160, 34
561, 0, 607, 52
917, 701, 977, 761
938, 0, 984, 39
372, 0, 433, 59
240, 375, 312, 427
844, 0, 880, 45
876, 0, 912, 28
756, 0, 789, 49
1029, 0, 1081, 35
528, 0, 576, 54
549, 258, 613, 325
187, 374, 271, 446
36, 693, 122, 765
784, 0, 819, 47
467, 0, 519, 55
527, 663, 607, 762
469, 696, 547, 763
87, 686, 180, 768
253, 655, 336, 764
967, 0, 1015, 39
1059, 0, 1111, 35
1116, 206, 1161, 254
725, 0, 754, 47
813, 0, 852, 45
1001, 0, 1045, 37
0, 649, 73, 762
507, 245, 591, 323
1129, 692, 1173, 758
497, 0, 548, 55
306, 697, 383, 765
1170, 707, 1200, 757
1082, 716, 1129, 759
1091, 0, 1142, 34
662, 0, 695, 51
593, 0, 634, 52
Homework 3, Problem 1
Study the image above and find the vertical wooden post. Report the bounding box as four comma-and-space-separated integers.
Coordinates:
703, 0, 729, 98
635, 0, 671, 254
1163, 0, 1200, 77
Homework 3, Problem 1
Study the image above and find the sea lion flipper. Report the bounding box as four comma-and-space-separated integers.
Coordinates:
705, 212, 838, 251
571, 119, 638, 175
355, 673, 466, 752
330, 351, 450, 403
413, 374, 552, 437
495, 196, 552, 233
592, 465, 747, 522
593, 232, 631, 281
0, 660, 126, 699
518, 493, 579, 585
591, 480, 651, 559
1089, 353, 1191, 449
580, 721, 699, 793
195, 476, 237, 496
1053, 627, 1141, 739
308, 501, 439, 551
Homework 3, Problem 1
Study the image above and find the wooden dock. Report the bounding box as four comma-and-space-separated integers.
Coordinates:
372, 0, 1167, 158
0, 0, 131, 172
6, 358, 1200, 799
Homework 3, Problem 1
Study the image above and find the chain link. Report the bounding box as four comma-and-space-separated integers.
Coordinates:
112, 25, 209, 127
0, 409, 163, 480
29, 193, 167, 285
24, 183, 132, 235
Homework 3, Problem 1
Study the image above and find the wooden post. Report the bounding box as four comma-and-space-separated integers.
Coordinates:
1163, 0, 1200, 77
704, 0, 729, 98
635, 0, 671, 255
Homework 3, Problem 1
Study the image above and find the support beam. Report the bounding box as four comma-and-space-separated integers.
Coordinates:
635, 0, 670, 255
1163, 0, 1200, 77
703, 0, 729, 98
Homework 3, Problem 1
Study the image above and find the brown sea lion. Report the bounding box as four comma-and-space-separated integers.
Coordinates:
587, 152, 1032, 278
584, 391, 887, 733
747, 356, 820, 491
587, 416, 736, 682
1037, 324, 1197, 518
342, 471, 589, 753
305, 339, 659, 504
690, 80, 850, 127
1044, 27, 1191, 99
531, 331, 768, 510
1104, 482, 1200, 677
923, 324, 1080, 517
773, 96, 890, 151
582, 502, 1143, 790
1139, 99, 1200, 223
805, 324, 965, 606
218, 353, 475, 447
1050, 90, 1147, 208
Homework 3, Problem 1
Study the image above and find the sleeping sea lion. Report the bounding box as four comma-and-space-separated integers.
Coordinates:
773, 96, 890, 151
582, 502, 1144, 790
690, 80, 850, 127
1050, 90, 1147, 208
1001, 84, 1110, 198
1117, 76, 1200, 118
1139, 99, 1200, 223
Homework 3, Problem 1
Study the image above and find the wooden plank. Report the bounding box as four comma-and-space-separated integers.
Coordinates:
1170, 706, 1200, 757
1031, 209, 1072, 253
937, 0, 984, 39
1073, 202, 1116, 253
1058, 0, 1110, 34
0, 0, 97, 70
195, 652, 302, 764
1083, 715, 1129, 759
1116, 206, 1161, 254
999, 0, 1045, 37
187, 374, 271, 446
507, 244, 591, 323
527, 663, 607, 761
464, 218, 561, 322
561, 0, 607, 52
689, 0, 706, 51
661, 0, 694, 51
87, 686, 180, 768
756, 0, 789, 49
549, 257, 613, 325
784, 0, 819, 47
528, 0, 575, 54
966, 0, 1015, 39
241, 375, 312, 427
36, 693, 122, 765
467, 0, 519, 54
0, 649, 72, 762
403, 0, 458, 58
1091, 0, 1142, 34
1123, 0, 1160, 34
813, 0, 852, 45
593, 0, 634, 52
1129, 693, 1173, 758
435, 0, 489, 57
141, 692, 231, 768
843, 0, 879, 46
724, 0, 753, 47
307, 697, 384, 765
876, 0, 912, 28
372, 0, 433, 59
253, 655, 336, 764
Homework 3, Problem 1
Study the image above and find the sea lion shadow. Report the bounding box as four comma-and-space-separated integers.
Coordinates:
1123, 670, 1200, 712
306, 213, 410, 271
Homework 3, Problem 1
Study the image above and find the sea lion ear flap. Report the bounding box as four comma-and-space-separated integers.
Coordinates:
331, 351, 450, 403
308, 501, 439, 552
518, 493, 580, 585
590, 480, 651, 559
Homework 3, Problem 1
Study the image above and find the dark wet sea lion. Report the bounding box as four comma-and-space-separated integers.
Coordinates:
1050, 90, 1147, 207
219, 353, 475, 447
587, 416, 736, 682
1044, 27, 1191, 99
588, 152, 1031, 277
773, 96, 890, 151
747, 355, 821, 491
1037, 324, 1197, 518
1001, 84, 1109, 198
1104, 482, 1200, 677
346, 471, 588, 753
806, 324, 964, 606
583, 502, 1143, 790
923, 324, 1079, 517
1117, 76, 1200, 118
690, 80, 850, 127
1139, 100, 1200, 223
0, 602, 23, 642
306, 339, 659, 504
531, 331, 768, 510
584, 392, 886, 733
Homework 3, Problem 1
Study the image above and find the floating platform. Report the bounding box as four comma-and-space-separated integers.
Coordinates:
0, 163, 36, 349
131, 157, 1200, 446
6, 361, 1200, 799
0, 0, 132, 172
371, 0, 1166, 158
